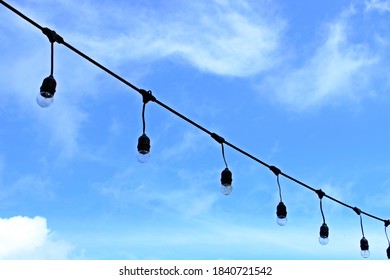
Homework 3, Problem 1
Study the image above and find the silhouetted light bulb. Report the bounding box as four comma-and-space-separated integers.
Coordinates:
137, 133, 150, 163
360, 237, 370, 258
276, 201, 287, 226
37, 75, 56, 108
319, 223, 329, 245
387, 245, 390, 259
220, 167, 232, 195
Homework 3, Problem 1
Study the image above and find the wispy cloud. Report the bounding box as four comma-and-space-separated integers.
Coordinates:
98, 165, 219, 218
266, 9, 377, 111
56, 0, 285, 77
365, 0, 390, 12
0, 216, 74, 259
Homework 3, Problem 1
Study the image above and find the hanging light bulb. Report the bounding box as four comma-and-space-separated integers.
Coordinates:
37, 75, 56, 108
360, 237, 370, 258
137, 133, 150, 163
220, 167, 232, 195
316, 189, 329, 245
353, 207, 370, 258
276, 201, 287, 226
319, 222, 329, 245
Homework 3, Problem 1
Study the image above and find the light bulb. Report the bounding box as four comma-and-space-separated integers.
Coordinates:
220, 168, 232, 195
360, 237, 370, 258
220, 184, 232, 195
37, 75, 56, 108
276, 202, 287, 226
36, 94, 54, 108
137, 134, 150, 163
319, 222, 329, 245
137, 151, 150, 163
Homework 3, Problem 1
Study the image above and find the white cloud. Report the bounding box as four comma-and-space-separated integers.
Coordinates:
0, 216, 74, 259
267, 11, 377, 111
365, 0, 390, 12
61, 0, 285, 77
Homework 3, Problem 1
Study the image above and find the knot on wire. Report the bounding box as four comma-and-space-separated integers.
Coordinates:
315, 189, 325, 199
385, 220, 390, 227
353, 207, 361, 215
42, 27, 64, 44
140, 89, 156, 104
211, 133, 225, 144
270, 166, 281, 176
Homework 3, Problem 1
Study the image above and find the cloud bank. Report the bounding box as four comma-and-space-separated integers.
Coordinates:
0, 216, 74, 259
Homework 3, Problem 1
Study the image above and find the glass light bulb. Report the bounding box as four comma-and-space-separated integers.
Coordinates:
36, 93, 54, 108
319, 236, 329, 245
220, 184, 232, 195
361, 249, 370, 258
276, 217, 288, 226
137, 151, 150, 163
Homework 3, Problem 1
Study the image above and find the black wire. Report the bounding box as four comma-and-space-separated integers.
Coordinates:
141, 102, 146, 135
319, 198, 326, 224
221, 143, 228, 168
276, 175, 283, 202
50, 42, 54, 76
385, 226, 390, 245
360, 214, 365, 237
1, 0, 389, 227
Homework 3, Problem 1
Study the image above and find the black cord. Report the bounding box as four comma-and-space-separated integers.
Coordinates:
360, 214, 365, 237
221, 143, 228, 168
276, 175, 283, 202
320, 198, 326, 224
50, 42, 54, 76
141, 102, 146, 135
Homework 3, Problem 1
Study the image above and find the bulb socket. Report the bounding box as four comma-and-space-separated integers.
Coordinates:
220, 167, 232, 186
40, 75, 56, 98
387, 246, 390, 259
137, 133, 151, 154
360, 237, 369, 251
319, 222, 329, 238
276, 201, 287, 219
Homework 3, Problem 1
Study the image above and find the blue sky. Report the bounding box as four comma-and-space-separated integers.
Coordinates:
0, 0, 390, 260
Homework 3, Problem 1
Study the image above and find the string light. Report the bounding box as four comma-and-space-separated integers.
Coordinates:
2, 0, 390, 258
211, 133, 232, 195
137, 90, 155, 163
353, 207, 370, 258
316, 189, 329, 245
37, 28, 63, 108
270, 166, 287, 226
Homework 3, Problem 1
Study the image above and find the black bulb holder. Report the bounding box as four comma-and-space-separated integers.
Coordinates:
276, 201, 287, 219
40, 75, 56, 98
320, 222, 329, 238
137, 133, 150, 154
221, 167, 232, 186
387, 246, 390, 259
360, 237, 369, 251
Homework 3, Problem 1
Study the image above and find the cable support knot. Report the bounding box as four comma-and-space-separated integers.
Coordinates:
139, 89, 156, 104
385, 220, 390, 227
211, 133, 225, 144
353, 207, 361, 215
42, 27, 64, 44
269, 165, 281, 177
315, 189, 326, 199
